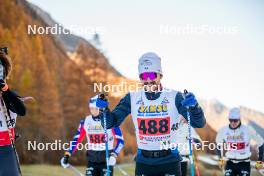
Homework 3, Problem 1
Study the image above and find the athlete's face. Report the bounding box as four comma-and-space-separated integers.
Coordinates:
229, 119, 240, 128
90, 107, 99, 116
140, 72, 162, 92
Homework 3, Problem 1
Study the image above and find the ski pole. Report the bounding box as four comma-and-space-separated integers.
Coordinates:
257, 169, 264, 176
184, 89, 195, 176
68, 164, 84, 176
115, 165, 129, 176
193, 150, 200, 176
219, 140, 225, 174
103, 110, 110, 176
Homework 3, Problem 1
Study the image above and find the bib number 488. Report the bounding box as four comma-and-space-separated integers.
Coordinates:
137, 117, 170, 136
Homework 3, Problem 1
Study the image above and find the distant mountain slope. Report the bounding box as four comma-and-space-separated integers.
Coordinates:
28, 2, 89, 52
0, 0, 124, 164
28, 1, 122, 77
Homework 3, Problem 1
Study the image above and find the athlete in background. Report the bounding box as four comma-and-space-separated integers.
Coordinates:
61, 95, 124, 176
0, 48, 26, 176
216, 107, 264, 176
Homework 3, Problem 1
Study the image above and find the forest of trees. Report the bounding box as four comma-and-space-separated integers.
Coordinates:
0, 0, 138, 164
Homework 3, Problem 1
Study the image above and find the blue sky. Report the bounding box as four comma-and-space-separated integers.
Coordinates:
28, 0, 264, 112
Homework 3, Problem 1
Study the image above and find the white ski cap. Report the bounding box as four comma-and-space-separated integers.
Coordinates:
89, 95, 99, 108
138, 52, 162, 75
228, 107, 241, 120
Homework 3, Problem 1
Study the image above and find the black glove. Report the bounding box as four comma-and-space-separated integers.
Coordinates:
99, 93, 108, 101
15, 133, 22, 142
0, 79, 8, 91
98, 93, 109, 111
63, 153, 70, 165
60, 152, 70, 168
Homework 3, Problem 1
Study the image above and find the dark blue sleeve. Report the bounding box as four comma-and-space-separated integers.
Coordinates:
175, 92, 206, 128
100, 93, 131, 129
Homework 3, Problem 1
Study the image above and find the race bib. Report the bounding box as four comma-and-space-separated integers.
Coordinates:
137, 117, 170, 136
88, 134, 105, 144
228, 142, 246, 150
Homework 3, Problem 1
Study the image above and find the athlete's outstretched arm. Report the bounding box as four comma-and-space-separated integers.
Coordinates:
100, 93, 131, 129
2, 89, 26, 116
112, 127, 125, 155
175, 92, 206, 128
66, 119, 86, 156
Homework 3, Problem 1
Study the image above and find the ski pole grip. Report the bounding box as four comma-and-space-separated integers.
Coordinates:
183, 89, 190, 111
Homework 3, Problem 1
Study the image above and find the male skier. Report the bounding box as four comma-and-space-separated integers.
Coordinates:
95, 52, 206, 176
